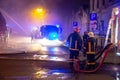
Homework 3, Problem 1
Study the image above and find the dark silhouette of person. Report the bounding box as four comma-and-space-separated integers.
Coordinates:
83, 31, 89, 57
86, 32, 96, 69
66, 27, 82, 71
67, 27, 82, 60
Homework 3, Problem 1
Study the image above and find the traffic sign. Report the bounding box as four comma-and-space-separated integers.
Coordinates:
73, 21, 78, 26
90, 13, 97, 20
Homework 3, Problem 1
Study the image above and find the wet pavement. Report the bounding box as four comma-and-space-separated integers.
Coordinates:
0, 59, 119, 80
0, 36, 120, 80
0, 59, 71, 80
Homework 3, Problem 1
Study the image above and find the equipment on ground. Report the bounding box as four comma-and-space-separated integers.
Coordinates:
73, 43, 114, 73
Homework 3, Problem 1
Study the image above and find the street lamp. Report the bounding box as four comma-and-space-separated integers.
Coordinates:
35, 8, 45, 16
30, 8, 46, 25
36, 8, 43, 12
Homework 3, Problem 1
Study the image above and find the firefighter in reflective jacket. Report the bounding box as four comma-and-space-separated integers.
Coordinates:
67, 27, 82, 60
86, 32, 96, 69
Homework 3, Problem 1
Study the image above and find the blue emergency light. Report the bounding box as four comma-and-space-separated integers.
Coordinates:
48, 32, 58, 40
40, 25, 62, 40
73, 21, 78, 26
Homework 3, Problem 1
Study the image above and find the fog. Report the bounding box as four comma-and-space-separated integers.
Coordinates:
0, 0, 88, 38
0, 0, 62, 36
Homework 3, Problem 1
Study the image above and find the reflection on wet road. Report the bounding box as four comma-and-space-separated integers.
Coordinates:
0, 58, 120, 80
0, 52, 120, 79
0, 46, 69, 62
0, 37, 120, 80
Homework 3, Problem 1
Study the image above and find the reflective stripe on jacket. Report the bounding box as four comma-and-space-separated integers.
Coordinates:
86, 37, 96, 54
67, 32, 82, 51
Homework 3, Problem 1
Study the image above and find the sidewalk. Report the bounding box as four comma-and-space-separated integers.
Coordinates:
0, 36, 40, 54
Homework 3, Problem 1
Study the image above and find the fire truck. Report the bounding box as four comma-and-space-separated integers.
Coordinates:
40, 25, 62, 40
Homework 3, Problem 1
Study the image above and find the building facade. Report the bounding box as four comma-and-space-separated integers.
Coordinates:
90, 0, 120, 36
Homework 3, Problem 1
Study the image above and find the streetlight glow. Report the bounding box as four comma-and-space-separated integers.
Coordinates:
36, 8, 45, 16
36, 8, 43, 13
30, 7, 46, 24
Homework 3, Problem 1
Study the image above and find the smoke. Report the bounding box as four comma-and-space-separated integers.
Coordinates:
0, 0, 43, 36
0, 0, 89, 38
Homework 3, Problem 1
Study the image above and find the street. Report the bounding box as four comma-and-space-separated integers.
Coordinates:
0, 59, 118, 80
0, 36, 120, 80
0, 0, 120, 80
0, 59, 71, 80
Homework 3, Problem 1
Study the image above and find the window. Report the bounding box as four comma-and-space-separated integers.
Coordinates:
93, 0, 94, 10
97, 0, 99, 8
109, 0, 114, 2
102, 0, 105, 5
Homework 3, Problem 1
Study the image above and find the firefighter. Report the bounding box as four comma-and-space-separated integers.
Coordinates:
67, 27, 82, 60
86, 32, 96, 70
83, 31, 89, 57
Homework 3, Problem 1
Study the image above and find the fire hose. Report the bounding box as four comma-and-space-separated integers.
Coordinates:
73, 43, 114, 73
